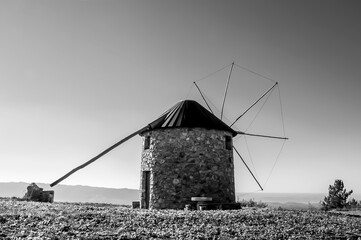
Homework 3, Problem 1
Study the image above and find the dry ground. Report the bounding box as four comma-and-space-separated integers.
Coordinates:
1, 198, 361, 239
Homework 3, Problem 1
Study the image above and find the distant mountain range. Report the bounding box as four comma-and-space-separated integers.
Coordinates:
237, 192, 325, 210
237, 192, 325, 204
0, 182, 139, 205
1, 182, 359, 210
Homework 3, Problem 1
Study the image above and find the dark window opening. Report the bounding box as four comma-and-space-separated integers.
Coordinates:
144, 136, 150, 150
225, 136, 232, 150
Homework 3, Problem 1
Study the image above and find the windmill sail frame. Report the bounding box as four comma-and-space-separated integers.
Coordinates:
50, 62, 288, 195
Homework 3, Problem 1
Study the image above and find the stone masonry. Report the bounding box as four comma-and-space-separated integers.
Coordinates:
140, 127, 235, 209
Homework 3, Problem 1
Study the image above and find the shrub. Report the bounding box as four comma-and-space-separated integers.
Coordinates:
238, 199, 268, 208
321, 179, 353, 211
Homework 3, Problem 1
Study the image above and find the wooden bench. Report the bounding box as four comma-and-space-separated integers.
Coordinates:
191, 197, 214, 210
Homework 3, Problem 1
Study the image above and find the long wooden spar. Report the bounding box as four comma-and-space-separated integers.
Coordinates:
50, 126, 149, 187
221, 62, 234, 120
230, 82, 278, 127
193, 82, 213, 114
233, 146, 263, 191
236, 131, 288, 140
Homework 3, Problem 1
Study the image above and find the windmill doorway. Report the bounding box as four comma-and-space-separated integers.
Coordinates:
142, 171, 150, 209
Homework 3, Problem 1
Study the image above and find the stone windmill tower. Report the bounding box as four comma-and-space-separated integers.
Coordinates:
138, 100, 237, 209
50, 63, 287, 209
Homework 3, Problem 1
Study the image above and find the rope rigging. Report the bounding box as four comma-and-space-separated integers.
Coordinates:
190, 62, 288, 191
49, 61, 288, 194
245, 84, 276, 132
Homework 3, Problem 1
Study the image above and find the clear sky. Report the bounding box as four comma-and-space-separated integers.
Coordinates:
1, 0, 360, 194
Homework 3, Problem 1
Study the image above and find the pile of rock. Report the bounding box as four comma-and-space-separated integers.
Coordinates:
23, 183, 54, 203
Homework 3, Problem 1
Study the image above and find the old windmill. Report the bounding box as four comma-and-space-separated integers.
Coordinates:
50, 62, 288, 209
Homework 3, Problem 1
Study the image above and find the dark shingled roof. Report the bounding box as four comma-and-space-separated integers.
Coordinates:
143, 100, 237, 137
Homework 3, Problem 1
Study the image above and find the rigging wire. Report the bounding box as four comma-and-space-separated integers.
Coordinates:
245, 84, 286, 189
277, 84, 287, 137
193, 63, 232, 84
232, 68, 287, 192
193, 81, 214, 114
245, 86, 276, 132
233, 146, 264, 191
189, 78, 237, 127
189, 61, 288, 193
230, 82, 278, 127
234, 63, 277, 84
259, 84, 287, 188
244, 136, 259, 180
263, 140, 286, 188
202, 91, 237, 127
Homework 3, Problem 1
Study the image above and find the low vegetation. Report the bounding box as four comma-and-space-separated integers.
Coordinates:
1, 198, 361, 239
238, 198, 268, 208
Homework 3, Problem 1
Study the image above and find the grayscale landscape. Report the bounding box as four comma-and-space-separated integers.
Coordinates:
1, 0, 361, 238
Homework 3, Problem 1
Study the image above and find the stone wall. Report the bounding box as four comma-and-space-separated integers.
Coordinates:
140, 128, 235, 209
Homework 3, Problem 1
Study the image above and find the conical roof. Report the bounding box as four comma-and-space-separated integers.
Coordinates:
143, 100, 237, 137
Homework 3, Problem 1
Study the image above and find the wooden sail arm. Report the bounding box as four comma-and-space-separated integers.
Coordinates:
221, 62, 234, 120
193, 82, 214, 114
236, 131, 288, 140
233, 146, 263, 191
50, 126, 149, 187
230, 82, 278, 127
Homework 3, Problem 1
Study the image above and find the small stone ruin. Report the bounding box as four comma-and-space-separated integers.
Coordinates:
23, 183, 54, 203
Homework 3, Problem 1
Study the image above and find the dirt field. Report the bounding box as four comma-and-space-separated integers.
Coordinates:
1, 198, 361, 239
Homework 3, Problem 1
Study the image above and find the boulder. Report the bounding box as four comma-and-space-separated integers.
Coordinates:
23, 183, 54, 203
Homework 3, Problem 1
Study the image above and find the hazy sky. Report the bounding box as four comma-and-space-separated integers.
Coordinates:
1, 0, 360, 194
